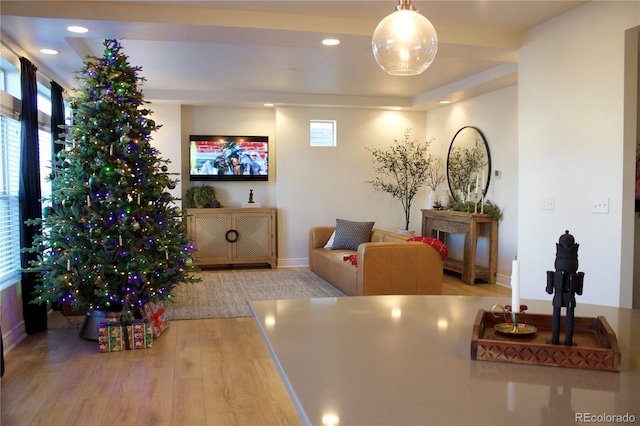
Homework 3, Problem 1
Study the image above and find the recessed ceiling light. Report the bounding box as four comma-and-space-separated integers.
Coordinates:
67, 25, 89, 34
322, 38, 340, 46
264, 103, 274, 107
439, 100, 451, 104
40, 49, 59, 55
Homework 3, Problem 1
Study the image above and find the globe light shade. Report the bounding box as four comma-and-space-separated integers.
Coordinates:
372, 9, 438, 76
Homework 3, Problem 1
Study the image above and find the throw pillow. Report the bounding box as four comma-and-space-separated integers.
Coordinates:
324, 231, 336, 249
332, 219, 375, 251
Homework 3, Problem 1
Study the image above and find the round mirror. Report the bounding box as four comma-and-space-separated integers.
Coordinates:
446, 126, 491, 202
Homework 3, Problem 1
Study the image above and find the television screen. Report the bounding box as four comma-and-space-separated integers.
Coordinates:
189, 135, 269, 181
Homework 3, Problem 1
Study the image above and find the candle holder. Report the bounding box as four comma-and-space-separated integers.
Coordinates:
473, 192, 479, 214
491, 303, 537, 335
481, 189, 486, 214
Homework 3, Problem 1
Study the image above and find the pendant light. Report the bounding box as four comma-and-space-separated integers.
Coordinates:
371, 0, 438, 76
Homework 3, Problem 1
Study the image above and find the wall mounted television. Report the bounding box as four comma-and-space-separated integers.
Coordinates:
189, 135, 269, 181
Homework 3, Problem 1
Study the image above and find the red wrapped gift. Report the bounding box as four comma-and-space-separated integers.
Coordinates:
141, 301, 169, 338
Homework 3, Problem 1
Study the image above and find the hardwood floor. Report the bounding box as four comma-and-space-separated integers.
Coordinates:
442, 271, 511, 297
1, 271, 509, 426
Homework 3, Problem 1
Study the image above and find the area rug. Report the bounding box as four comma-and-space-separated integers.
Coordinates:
164, 269, 346, 320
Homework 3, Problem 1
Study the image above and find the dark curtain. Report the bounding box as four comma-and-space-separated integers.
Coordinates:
50, 81, 65, 162
19, 57, 47, 335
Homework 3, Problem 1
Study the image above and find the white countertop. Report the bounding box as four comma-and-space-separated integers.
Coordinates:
250, 295, 639, 426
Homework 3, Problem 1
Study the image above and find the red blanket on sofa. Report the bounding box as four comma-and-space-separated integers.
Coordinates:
343, 237, 448, 267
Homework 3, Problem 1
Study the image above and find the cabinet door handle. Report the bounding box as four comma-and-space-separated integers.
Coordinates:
225, 229, 239, 243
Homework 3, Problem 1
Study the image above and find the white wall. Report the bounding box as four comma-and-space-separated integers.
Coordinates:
275, 107, 427, 266
426, 85, 518, 285
518, 1, 639, 308
150, 103, 183, 207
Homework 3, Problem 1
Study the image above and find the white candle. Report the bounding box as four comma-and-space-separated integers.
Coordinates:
511, 258, 520, 313
475, 174, 479, 194
67, 259, 71, 271
467, 184, 470, 201
481, 171, 485, 191
87, 195, 91, 207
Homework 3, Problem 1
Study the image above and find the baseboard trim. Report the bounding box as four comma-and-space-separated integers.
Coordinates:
495, 273, 511, 288
2, 309, 57, 354
3, 320, 26, 354
276, 258, 309, 268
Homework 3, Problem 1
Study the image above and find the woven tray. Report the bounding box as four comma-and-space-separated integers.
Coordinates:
470, 309, 621, 372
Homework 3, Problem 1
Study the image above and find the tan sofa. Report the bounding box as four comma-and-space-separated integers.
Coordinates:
309, 226, 443, 296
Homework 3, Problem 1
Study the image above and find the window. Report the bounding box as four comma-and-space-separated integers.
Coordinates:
0, 113, 21, 287
38, 127, 52, 204
0, 50, 59, 289
310, 120, 336, 147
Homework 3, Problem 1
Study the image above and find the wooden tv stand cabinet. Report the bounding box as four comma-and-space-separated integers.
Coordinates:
186, 207, 277, 268
421, 209, 497, 285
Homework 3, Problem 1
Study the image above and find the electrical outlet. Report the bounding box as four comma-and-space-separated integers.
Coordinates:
592, 198, 609, 214
494, 170, 502, 179
542, 196, 555, 210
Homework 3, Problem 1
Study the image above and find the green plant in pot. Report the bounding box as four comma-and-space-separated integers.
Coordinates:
366, 129, 435, 232
185, 183, 219, 208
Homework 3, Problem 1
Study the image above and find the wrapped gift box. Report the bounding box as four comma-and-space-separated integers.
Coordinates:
98, 322, 125, 353
99, 320, 153, 352
124, 320, 153, 350
141, 301, 169, 338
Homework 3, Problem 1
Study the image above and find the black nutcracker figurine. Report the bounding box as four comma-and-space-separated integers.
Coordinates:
546, 230, 585, 345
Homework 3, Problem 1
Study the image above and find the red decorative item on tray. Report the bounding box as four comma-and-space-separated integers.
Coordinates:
142, 301, 169, 338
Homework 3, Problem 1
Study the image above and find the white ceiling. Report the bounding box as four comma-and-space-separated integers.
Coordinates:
0, 0, 586, 110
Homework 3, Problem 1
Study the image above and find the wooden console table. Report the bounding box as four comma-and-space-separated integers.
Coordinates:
186, 207, 277, 268
421, 209, 497, 285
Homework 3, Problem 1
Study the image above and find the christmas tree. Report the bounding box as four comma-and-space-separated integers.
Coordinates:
25, 39, 199, 318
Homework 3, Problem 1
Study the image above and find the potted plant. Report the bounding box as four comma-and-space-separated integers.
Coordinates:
185, 183, 219, 208
366, 129, 436, 233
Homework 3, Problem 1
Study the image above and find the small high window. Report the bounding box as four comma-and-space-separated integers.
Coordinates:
310, 120, 336, 147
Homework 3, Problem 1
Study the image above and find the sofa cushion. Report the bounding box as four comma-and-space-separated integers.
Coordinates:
332, 219, 375, 251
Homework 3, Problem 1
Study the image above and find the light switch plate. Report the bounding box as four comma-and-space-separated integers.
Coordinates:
542, 196, 555, 210
592, 198, 609, 214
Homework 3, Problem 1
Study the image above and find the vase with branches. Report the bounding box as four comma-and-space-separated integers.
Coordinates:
425, 157, 447, 192
366, 129, 435, 231
424, 156, 447, 209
